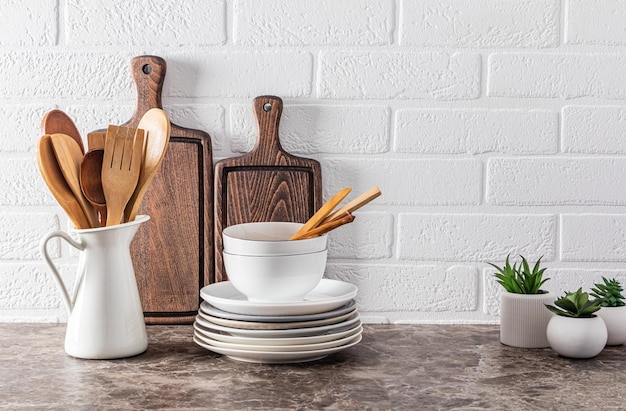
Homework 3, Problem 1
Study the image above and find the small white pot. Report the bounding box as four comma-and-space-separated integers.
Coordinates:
596, 306, 626, 346
499, 291, 555, 348
546, 315, 607, 358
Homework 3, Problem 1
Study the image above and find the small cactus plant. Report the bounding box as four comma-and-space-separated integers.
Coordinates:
591, 277, 625, 307
489, 255, 549, 294
545, 288, 602, 318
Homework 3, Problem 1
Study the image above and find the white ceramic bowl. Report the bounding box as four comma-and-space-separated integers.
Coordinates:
223, 249, 328, 302
222, 222, 327, 256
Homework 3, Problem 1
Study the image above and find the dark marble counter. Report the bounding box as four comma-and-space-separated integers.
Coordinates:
2, 324, 626, 410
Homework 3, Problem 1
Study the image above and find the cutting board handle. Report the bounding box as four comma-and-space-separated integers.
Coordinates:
124, 55, 166, 128
251, 95, 284, 160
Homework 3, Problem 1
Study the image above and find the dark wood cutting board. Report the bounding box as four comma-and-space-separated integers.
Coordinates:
214, 95, 322, 282
113, 55, 213, 324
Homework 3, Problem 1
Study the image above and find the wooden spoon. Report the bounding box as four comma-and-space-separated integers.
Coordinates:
80, 149, 107, 227
289, 187, 352, 240
123, 108, 171, 222
36, 135, 90, 229
41, 110, 85, 154
49, 133, 99, 228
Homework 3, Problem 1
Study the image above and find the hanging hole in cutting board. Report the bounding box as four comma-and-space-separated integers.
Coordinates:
142, 64, 152, 74
263, 103, 272, 112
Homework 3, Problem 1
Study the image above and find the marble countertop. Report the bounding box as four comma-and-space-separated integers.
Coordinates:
3, 324, 626, 410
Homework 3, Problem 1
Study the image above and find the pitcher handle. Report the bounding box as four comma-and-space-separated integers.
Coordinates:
40, 230, 85, 314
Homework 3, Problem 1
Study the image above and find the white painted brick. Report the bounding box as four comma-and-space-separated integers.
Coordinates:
487, 157, 626, 205
483, 267, 626, 316
561, 214, 626, 262
400, 0, 559, 48
318, 51, 481, 100
0, 0, 57, 46
327, 264, 478, 312
166, 52, 312, 98
566, 0, 626, 45
321, 158, 482, 206
0, 213, 59, 260
562, 106, 626, 154
328, 212, 393, 259
395, 109, 558, 154
0, 263, 75, 310
488, 53, 626, 99
67, 0, 225, 46
230, 104, 389, 154
0, 52, 132, 100
0, 158, 55, 206
398, 214, 556, 261
0, 106, 49, 153
234, 0, 393, 46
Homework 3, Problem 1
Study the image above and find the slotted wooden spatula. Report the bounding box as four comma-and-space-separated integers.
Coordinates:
214, 95, 323, 282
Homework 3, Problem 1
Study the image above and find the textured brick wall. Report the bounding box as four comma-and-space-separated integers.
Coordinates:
2, 0, 626, 323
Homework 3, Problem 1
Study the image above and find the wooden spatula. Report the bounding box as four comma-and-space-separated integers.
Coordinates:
102, 125, 144, 226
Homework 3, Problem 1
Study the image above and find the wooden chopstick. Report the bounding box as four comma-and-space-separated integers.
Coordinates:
289, 187, 352, 240
291, 212, 355, 240
322, 186, 381, 224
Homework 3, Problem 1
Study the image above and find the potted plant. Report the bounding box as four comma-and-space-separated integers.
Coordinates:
489, 255, 554, 348
591, 277, 626, 346
545, 288, 607, 358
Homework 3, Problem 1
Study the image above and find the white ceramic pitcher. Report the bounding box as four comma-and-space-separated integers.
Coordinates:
40, 215, 149, 359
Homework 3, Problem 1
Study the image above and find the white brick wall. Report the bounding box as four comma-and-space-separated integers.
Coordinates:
3, 0, 626, 324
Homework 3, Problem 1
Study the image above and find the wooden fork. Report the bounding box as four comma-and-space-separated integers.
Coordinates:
102, 125, 145, 226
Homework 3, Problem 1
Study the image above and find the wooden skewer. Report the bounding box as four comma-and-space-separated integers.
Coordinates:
291, 212, 355, 240
289, 187, 352, 240
322, 186, 381, 224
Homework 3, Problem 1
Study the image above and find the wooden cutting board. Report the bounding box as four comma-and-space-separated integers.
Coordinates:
113, 55, 213, 324
214, 95, 323, 282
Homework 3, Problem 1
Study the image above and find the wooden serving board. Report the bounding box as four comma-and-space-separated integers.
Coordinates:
214, 95, 322, 282
115, 55, 213, 324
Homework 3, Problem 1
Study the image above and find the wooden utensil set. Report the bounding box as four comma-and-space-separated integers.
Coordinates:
37, 109, 171, 229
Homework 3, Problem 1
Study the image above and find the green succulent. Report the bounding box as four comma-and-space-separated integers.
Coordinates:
488, 254, 549, 294
545, 288, 602, 318
591, 277, 625, 307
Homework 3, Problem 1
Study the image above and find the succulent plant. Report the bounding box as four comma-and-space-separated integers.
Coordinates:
545, 288, 602, 318
489, 254, 549, 294
591, 277, 625, 307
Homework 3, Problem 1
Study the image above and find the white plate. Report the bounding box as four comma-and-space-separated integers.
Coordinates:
197, 308, 356, 330
200, 279, 358, 316
199, 300, 357, 323
193, 334, 362, 364
194, 321, 363, 346
195, 313, 361, 338
194, 327, 362, 353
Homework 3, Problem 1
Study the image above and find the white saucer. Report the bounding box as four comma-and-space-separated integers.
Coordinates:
199, 300, 357, 323
194, 327, 362, 353
200, 279, 358, 316
197, 308, 356, 330
193, 333, 362, 364
194, 321, 363, 346
195, 313, 361, 338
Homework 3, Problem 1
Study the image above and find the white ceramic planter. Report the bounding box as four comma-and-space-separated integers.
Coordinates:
499, 291, 555, 348
596, 306, 626, 346
546, 315, 607, 358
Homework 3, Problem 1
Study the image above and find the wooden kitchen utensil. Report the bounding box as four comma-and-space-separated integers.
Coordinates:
322, 186, 382, 224
113, 55, 213, 324
291, 211, 355, 240
214, 95, 323, 282
101, 125, 144, 226
42, 109, 85, 154
290, 187, 351, 240
49, 133, 99, 228
37, 135, 91, 229
87, 131, 107, 150
80, 149, 107, 227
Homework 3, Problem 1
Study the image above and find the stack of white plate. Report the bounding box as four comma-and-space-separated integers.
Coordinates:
193, 279, 361, 364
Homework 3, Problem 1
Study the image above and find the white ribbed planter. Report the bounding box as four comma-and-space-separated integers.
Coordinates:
546, 315, 607, 358
499, 291, 555, 348
596, 306, 626, 346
